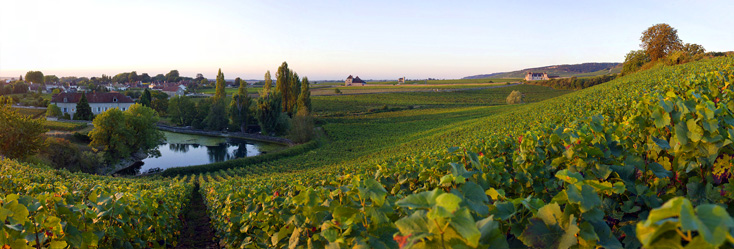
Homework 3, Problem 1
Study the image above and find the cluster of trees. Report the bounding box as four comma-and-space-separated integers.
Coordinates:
525, 74, 617, 90
0, 96, 47, 159
622, 24, 708, 74
88, 103, 164, 162
167, 62, 314, 141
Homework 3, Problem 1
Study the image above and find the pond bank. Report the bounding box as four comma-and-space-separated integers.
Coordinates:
156, 124, 294, 146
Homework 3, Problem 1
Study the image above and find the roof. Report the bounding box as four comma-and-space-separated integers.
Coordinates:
162, 86, 181, 92
347, 75, 353, 79
352, 76, 365, 84
51, 92, 134, 104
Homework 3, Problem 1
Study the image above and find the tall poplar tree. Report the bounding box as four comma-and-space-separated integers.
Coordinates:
229, 77, 251, 132
276, 62, 292, 112
297, 77, 311, 114
214, 68, 226, 100
264, 70, 272, 92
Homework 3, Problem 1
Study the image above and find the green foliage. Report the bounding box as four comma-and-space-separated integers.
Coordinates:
204, 98, 228, 131
623, 49, 651, 74
297, 77, 312, 114
256, 89, 286, 136
89, 104, 163, 162
505, 90, 524, 104
641, 23, 683, 61
165, 69, 180, 83
24, 71, 44, 84
0, 158, 192, 248
229, 77, 251, 132
0, 98, 47, 159
288, 109, 314, 143
73, 92, 93, 120
168, 95, 197, 126
45, 104, 62, 118
140, 88, 152, 107
214, 68, 226, 100
196, 56, 734, 248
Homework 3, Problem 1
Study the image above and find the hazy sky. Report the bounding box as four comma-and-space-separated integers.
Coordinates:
1, 0, 733, 80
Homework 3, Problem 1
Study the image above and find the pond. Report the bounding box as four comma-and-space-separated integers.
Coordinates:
118, 131, 286, 175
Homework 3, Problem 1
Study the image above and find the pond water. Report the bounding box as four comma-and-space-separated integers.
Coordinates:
118, 131, 285, 175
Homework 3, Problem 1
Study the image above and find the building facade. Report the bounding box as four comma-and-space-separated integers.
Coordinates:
525, 72, 550, 81
345, 75, 366, 86
51, 92, 134, 119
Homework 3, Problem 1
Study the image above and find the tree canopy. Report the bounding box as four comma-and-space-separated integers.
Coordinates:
25, 71, 44, 85
641, 23, 682, 61
229, 77, 251, 132
214, 68, 226, 100
74, 92, 94, 120
0, 96, 47, 159
89, 104, 163, 162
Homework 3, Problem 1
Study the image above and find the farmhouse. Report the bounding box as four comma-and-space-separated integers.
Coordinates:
525, 72, 550, 81
51, 92, 134, 119
345, 75, 366, 86
162, 85, 185, 97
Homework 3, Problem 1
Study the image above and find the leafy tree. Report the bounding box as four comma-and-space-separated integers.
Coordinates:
192, 98, 213, 129
297, 77, 312, 114
154, 74, 166, 83
52, 88, 60, 95
140, 88, 152, 107
46, 104, 62, 118
256, 88, 286, 136
168, 95, 196, 126
204, 98, 228, 131
124, 104, 164, 155
229, 77, 251, 132
89, 104, 163, 162
264, 70, 273, 92
151, 98, 168, 115
129, 71, 138, 83
276, 62, 302, 116
622, 50, 651, 74
683, 43, 706, 56
24, 71, 44, 84
214, 68, 226, 100
641, 23, 682, 61
165, 70, 180, 83
506, 90, 524, 104
43, 75, 59, 84
140, 73, 151, 83
0, 96, 47, 159
74, 92, 94, 120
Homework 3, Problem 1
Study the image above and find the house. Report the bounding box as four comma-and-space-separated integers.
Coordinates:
162, 85, 185, 97
525, 72, 551, 81
345, 75, 366, 86
50, 92, 134, 119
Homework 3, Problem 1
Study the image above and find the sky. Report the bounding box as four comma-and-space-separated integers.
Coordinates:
1, 0, 733, 80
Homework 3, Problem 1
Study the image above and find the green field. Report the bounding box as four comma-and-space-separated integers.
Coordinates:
2, 56, 734, 248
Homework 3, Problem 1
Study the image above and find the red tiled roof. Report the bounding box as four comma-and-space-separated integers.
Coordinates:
51, 92, 134, 104
162, 86, 180, 92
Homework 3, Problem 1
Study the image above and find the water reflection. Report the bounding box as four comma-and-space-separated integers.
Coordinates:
119, 131, 281, 175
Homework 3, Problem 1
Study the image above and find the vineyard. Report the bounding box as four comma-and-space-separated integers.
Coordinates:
1, 56, 733, 248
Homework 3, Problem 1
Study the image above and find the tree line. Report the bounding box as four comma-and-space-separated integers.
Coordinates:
525, 74, 617, 90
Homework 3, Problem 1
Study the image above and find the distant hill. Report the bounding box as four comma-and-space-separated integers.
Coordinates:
464, 62, 621, 79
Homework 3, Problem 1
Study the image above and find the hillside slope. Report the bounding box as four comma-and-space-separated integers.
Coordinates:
464, 62, 621, 79
203, 56, 734, 248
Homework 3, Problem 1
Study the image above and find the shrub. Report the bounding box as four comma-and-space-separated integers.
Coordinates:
46, 104, 62, 118
288, 109, 315, 143
334, 88, 342, 94
506, 90, 525, 104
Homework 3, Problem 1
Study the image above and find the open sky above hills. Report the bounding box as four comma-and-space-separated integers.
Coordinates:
1, 0, 733, 80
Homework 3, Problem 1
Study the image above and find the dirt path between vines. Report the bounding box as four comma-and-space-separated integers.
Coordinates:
176, 184, 220, 249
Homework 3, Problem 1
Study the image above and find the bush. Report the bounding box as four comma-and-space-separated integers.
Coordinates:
288, 109, 315, 143
41, 137, 101, 173
334, 88, 342, 94
46, 104, 62, 118
506, 90, 525, 104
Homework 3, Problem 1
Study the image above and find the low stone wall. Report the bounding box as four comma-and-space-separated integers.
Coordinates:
156, 124, 294, 146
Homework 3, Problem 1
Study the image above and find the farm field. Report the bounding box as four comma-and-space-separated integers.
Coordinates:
2, 56, 734, 248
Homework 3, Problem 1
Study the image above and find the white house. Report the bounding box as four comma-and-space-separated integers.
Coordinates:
525, 72, 550, 81
51, 92, 134, 119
